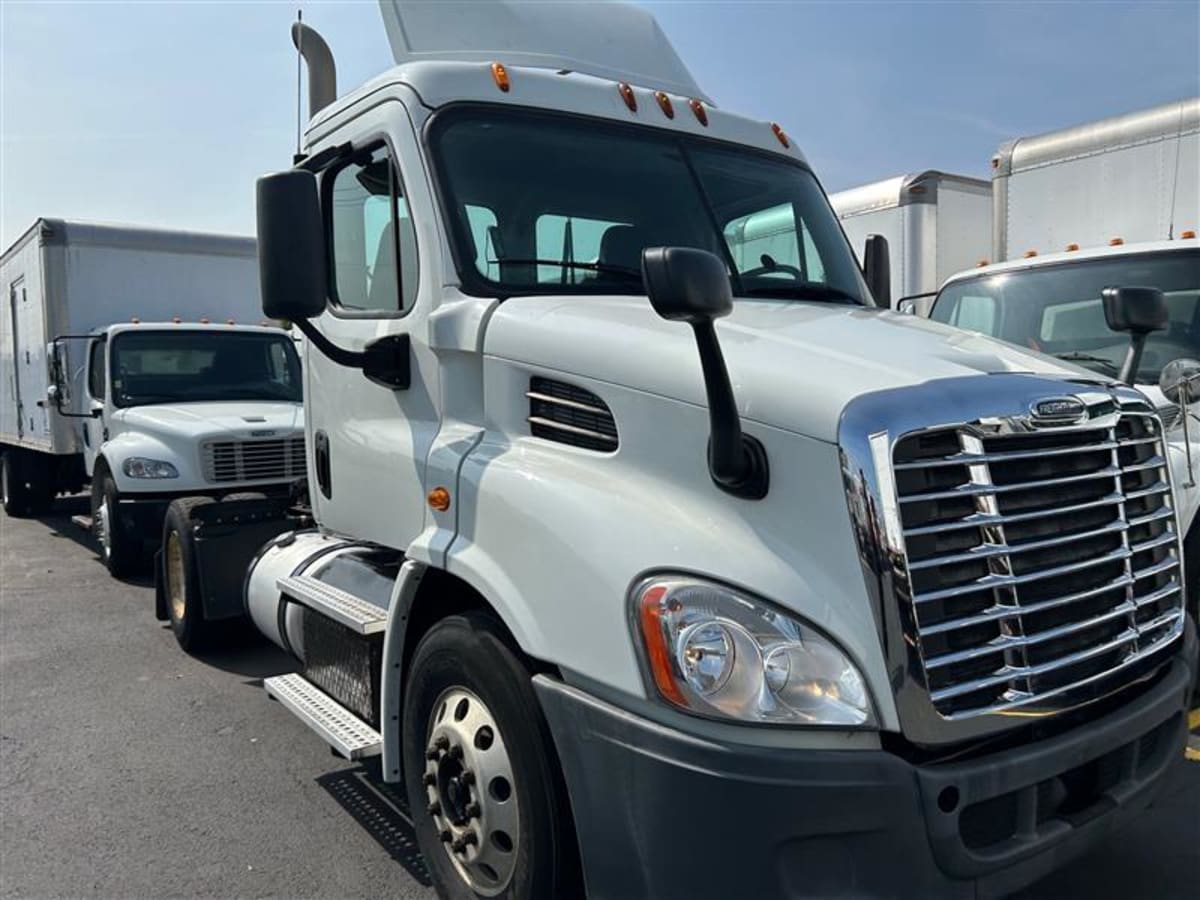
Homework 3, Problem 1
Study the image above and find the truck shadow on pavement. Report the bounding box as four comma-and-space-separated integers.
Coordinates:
33, 494, 155, 587
317, 761, 433, 887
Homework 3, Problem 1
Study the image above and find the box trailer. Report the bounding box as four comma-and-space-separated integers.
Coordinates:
992, 97, 1199, 261
830, 171, 991, 311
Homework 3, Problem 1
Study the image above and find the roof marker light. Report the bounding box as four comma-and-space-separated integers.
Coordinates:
1023, 250, 1038, 258
227, 318, 235, 325
655, 91, 674, 119
1109, 237, 1124, 246
172, 316, 181, 324
1181, 230, 1196, 239
491, 62, 511, 93
976, 258, 989, 267
131, 317, 140, 324
689, 99, 708, 126
771, 122, 789, 148
1065, 243, 1080, 251
618, 82, 637, 112
200, 317, 210, 324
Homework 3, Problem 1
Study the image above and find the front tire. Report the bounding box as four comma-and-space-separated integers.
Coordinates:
162, 497, 217, 652
92, 471, 141, 576
402, 612, 581, 900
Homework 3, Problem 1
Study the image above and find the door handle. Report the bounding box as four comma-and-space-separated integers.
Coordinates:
314, 430, 332, 499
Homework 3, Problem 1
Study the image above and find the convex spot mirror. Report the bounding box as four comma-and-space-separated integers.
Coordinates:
256, 169, 327, 322
1160, 358, 1200, 405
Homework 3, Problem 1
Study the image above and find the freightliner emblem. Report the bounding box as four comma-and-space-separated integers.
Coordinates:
1029, 396, 1087, 426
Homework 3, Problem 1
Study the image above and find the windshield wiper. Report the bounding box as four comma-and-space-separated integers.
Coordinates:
488, 258, 643, 280
1052, 352, 1120, 375
739, 283, 862, 305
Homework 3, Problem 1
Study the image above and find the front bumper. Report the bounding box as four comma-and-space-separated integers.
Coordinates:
534, 620, 1196, 900
115, 483, 294, 540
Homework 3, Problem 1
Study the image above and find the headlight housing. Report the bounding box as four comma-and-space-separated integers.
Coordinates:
122, 457, 179, 479
632, 576, 875, 727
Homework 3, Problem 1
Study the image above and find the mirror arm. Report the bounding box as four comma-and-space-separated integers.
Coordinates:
293, 320, 410, 390
1117, 332, 1149, 385
293, 319, 364, 368
691, 321, 769, 499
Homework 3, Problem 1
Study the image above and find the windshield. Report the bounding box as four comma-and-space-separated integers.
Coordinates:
109, 331, 302, 408
930, 250, 1200, 385
432, 107, 869, 304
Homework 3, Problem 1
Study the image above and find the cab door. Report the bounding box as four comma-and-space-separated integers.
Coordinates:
81, 338, 107, 475
304, 98, 440, 549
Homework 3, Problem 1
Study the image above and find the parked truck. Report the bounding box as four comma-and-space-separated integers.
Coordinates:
161, 4, 1196, 898
1, 219, 304, 576
830, 171, 991, 313
928, 99, 1200, 618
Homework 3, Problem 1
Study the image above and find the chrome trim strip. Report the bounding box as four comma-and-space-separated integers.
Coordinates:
525, 390, 610, 416
526, 416, 618, 443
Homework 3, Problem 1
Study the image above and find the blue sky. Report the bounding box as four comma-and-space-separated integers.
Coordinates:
2, 1, 1197, 247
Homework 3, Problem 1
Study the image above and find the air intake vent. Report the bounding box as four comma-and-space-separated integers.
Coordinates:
527, 377, 618, 452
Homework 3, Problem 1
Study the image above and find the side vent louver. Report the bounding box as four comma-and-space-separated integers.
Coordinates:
527, 376, 618, 452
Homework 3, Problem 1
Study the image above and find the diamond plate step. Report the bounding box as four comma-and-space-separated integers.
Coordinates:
264, 673, 382, 760
277, 574, 387, 635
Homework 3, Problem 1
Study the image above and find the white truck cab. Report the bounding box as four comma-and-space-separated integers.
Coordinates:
60, 321, 304, 575
163, 4, 1196, 898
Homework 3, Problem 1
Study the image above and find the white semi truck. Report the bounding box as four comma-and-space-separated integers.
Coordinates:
161, 4, 1196, 898
928, 99, 1200, 620
1, 219, 304, 576
830, 171, 991, 313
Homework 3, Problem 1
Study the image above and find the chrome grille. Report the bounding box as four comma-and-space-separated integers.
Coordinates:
526, 376, 618, 452
201, 437, 306, 483
892, 412, 1184, 721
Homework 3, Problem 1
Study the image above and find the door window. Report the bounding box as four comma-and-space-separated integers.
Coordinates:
326, 144, 418, 314
87, 341, 106, 401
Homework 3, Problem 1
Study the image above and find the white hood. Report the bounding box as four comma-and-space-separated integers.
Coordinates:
483, 296, 1102, 443
113, 401, 303, 440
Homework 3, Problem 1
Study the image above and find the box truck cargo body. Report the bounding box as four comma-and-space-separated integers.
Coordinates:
2, 218, 261, 459
830, 171, 991, 311
992, 97, 1199, 261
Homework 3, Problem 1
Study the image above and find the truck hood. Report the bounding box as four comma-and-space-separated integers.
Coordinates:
113, 401, 304, 440
484, 296, 1100, 443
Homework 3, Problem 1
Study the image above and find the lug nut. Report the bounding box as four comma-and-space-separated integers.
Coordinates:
434, 735, 450, 751
461, 830, 478, 847
465, 802, 481, 819
427, 801, 441, 816
460, 770, 476, 786
447, 744, 464, 760
422, 773, 436, 787
439, 829, 452, 843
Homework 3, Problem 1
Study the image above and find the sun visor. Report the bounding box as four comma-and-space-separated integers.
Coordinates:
377, 0, 710, 103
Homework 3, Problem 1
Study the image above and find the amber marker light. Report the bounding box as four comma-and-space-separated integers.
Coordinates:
427, 487, 451, 512
655, 91, 674, 118
618, 82, 637, 112
976, 258, 990, 267
1109, 236, 1124, 246
771, 122, 790, 148
637, 584, 687, 706
689, 99, 708, 126
491, 62, 510, 92
1023, 250, 1038, 258
1180, 230, 1196, 239
1065, 243, 1080, 251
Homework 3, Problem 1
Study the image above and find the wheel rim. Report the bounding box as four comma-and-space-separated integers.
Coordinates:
423, 687, 519, 896
1, 459, 9, 507
96, 496, 112, 559
166, 531, 185, 622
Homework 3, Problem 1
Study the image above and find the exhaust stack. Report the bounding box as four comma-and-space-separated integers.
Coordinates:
291, 22, 337, 119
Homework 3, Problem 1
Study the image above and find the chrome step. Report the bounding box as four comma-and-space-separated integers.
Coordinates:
264, 673, 382, 760
70, 514, 94, 531
277, 574, 387, 635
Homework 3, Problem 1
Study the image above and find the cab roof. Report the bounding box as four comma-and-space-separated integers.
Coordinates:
942, 238, 1197, 288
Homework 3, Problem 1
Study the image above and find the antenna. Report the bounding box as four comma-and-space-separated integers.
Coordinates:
294, 8, 303, 163
1166, 100, 1186, 240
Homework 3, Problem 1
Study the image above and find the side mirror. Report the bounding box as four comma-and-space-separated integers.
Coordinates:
641, 247, 768, 499
256, 169, 328, 322
863, 234, 891, 309
897, 299, 916, 316
1160, 357, 1200, 406
1102, 286, 1168, 384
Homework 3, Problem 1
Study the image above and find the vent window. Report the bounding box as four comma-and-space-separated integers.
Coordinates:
527, 377, 618, 452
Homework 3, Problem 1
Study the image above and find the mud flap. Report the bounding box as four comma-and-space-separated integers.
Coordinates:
153, 548, 168, 621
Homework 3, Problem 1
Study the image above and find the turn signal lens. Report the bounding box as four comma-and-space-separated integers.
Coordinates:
427, 486, 451, 511
491, 62, 511, 92
654, 91, 674, 119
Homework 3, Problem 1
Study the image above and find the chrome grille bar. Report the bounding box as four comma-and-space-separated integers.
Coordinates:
201, 437, 307, 483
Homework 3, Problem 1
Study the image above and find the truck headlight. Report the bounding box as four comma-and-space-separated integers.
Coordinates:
122, 457, 179, 479
632, 576, 875, 727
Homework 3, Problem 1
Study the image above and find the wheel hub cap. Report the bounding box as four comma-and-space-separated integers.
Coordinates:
423, 687, 519, 896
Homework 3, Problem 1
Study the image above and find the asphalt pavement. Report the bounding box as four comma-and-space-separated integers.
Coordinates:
1, 497, 1196, 899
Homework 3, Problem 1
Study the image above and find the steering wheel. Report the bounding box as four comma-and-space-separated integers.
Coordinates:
741, 263, 804, 279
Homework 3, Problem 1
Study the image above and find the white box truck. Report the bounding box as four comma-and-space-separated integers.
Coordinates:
830, 171, 991, 313
159, 4, 1196, 898
1, 219, 305, 577
928, 100, 1200, 618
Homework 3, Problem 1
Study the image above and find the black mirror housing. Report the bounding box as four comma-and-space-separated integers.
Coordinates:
641, 246, 733, 323
863, 233, 891, 308
256, 170, 328, 321
1102, 285, 1168, 334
